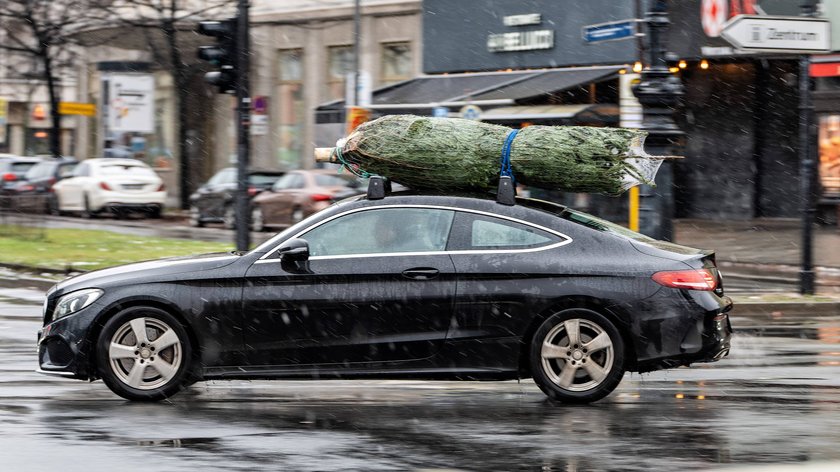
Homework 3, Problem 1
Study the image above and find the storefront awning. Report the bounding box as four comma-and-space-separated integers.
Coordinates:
316, 65, 625, 122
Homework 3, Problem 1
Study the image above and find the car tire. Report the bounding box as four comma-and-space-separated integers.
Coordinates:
530, 308, 625, 404
189, 205, 204, 227
149, 207, 162, 219
80, 195, 96, 219
223, 204, 235, 230
46, 195, 60, 216
291, 207, 304, 224
251, 205, 265, 232
96, 306, 194, 402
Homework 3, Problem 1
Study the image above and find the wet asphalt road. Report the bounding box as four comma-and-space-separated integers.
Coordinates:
3, 283, 840, 471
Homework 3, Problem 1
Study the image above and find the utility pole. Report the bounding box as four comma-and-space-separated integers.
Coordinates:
799, 0, 818, 294
632, 0, 684, 241
235, 0, 251, 252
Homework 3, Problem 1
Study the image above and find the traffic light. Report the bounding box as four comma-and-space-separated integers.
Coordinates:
197, 18, 237, 94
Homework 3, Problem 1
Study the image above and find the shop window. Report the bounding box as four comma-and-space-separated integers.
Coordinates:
819, 116, 840, 198
277, 49, 304, 169
381, 42, 412, 86
327, 45, 354, 102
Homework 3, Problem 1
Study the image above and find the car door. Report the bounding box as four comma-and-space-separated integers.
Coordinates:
205, 168, 236, 218
262, 172, 304, 225
242, 206, 457, 367
445, 210, 572, 357
55, 161, 89, 209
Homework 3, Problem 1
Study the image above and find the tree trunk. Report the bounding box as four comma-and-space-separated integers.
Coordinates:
43, 52, 62, 158
162, 19, 191, 209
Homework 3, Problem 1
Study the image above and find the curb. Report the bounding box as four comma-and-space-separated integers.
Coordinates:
731, 301, 840, 318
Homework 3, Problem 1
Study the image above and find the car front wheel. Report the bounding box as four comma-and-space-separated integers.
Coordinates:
251, 205, 265, 232
530, 308, 625, 403
96, 307, 193, 401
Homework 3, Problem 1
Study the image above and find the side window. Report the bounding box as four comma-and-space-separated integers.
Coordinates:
272, 173, 297, 191
448, 212, 563, 251
74, 162, 90, 177
300, 208, 455, 257
58, 163, 78, 179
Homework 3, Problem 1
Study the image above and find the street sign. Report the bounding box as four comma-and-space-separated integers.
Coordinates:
460, 104, 482, 121
721, 15, 831, 53
59, 102, 96, 117
432, 107, 449, 118
108, 74, 154, 133
582, 19, 637, 43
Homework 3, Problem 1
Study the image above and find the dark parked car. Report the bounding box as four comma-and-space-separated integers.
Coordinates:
0, 155, 43, 195
7, 157, 78, 213
37, 189, 732, 402
189, 167, 284, 228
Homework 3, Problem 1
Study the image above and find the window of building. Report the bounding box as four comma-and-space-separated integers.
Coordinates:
277, 49, 304, 169
327, 45, 354, 102
381, 42, 412, 85
819, 115, 840, 198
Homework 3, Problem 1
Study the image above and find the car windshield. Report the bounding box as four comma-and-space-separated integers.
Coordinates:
314, 174, 352, 187
99, 164, 156, 177
9, 162, 38, 174
24, 163, 52, 179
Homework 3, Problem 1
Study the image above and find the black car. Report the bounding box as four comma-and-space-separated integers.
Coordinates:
37, 189, 732, 403
7, 157, 78, 213
189, 167, 285, 228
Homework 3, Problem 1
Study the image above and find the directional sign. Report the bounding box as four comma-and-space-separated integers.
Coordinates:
59, 102, 96, 117
721, 15, 831, 53
582, 19, 637, 44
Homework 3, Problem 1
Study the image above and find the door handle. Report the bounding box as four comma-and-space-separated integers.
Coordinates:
401, 268, 440, 280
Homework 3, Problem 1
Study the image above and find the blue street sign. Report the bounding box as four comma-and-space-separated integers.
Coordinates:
582, 19, 637, 43
432, 106, 449, 118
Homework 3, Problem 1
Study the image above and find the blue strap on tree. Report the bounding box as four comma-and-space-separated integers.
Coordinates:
496, 129, 519, 206
500, 129, 519, 185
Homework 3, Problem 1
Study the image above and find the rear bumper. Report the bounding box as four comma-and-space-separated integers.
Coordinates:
630, 290, 733, 373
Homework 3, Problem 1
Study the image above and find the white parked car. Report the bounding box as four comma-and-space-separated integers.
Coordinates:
53, 158, 166, 218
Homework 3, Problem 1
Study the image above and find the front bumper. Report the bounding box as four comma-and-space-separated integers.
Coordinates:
36, 306, 99, 380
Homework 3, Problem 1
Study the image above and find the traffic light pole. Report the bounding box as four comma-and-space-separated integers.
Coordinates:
799, 0, 818, 295
235, 0, 251, 252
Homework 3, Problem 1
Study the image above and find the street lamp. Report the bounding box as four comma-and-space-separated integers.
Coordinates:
632, 0, 684, 241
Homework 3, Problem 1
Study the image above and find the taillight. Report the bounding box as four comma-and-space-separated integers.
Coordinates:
100, 182, 112, 191
157, 183, 166, 192
247, 186, 258, 197
311, 193, 332, 202
48, 177, 56, 186
2, 173, 16, 182
652, 269, 718, 291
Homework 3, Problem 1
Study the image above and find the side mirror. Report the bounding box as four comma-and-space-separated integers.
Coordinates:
276, 238, 309, 261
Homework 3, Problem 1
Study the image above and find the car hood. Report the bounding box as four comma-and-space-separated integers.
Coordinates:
48, 252, 240, 297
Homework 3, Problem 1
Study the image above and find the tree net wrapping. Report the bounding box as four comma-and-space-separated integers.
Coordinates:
333, 115, 665, 196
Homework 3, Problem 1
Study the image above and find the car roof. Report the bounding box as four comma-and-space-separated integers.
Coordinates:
84, 158, 146, 165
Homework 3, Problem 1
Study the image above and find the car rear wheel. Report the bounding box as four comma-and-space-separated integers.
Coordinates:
251, 205, 265, 232
96, 306, 193, 401
80, 195, 96, 219
46, 195, 60, 216
291, 207, 304, 224
189, 205, 204, 227
530, 308, 625, 403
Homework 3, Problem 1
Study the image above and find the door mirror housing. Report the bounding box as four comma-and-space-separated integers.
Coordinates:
276, 238, 309, 261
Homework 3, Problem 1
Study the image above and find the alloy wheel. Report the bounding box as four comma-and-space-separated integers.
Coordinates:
108, 317, 183, 390
540, 318, 615, 392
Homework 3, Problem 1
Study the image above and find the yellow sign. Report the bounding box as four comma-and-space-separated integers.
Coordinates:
59, 102, 96, 117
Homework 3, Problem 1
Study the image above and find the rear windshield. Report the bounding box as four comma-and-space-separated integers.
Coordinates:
249, 173, 282, 186
10, 162, 38, 174
99, 164, 156, 177
522, 197, 655, 243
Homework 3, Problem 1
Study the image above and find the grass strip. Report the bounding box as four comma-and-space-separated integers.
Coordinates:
0, 225, 233, 271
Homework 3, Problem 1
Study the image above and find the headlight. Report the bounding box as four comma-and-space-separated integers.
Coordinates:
53, 289, 103, 320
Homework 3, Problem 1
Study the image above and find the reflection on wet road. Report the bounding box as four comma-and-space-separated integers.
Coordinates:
3, 285, 840, 471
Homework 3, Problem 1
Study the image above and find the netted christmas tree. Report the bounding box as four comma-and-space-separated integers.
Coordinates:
316, 115, 669, 196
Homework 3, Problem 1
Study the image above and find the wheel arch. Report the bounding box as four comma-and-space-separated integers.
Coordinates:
517, 295, 638, 378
